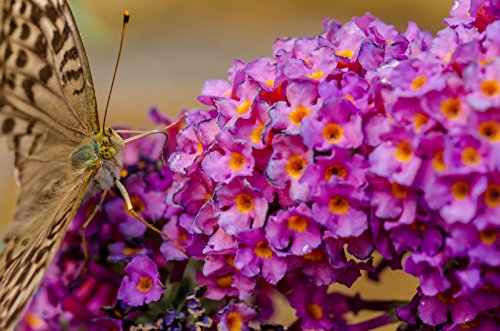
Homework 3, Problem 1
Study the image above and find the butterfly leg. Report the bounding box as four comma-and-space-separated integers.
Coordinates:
79, 191, 107, 277
115, 180, 186, 254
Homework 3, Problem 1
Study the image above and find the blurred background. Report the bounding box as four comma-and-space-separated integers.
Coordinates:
0, 0, 454, 329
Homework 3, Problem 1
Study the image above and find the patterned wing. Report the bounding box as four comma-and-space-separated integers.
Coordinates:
0, 138, 92, 329
0, 0, 101, 328
0, 0, 100, 141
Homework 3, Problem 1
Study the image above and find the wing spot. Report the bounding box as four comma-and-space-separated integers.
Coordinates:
20, 1, 27, 14
4, 43, 13, 61
30, 4, 43, 24
15, 49, 28, 68
46, 5, 58, 24
39, 64, 53, 84
9, 18, 17, 35
34, 34, 47, 58
21, 79, 35, 102
5, 72, 16, 89
20, 23, 30, 40
2, 118, 15, 134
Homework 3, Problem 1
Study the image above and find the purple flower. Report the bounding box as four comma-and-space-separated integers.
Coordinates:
288, 284, 335, 331
216, 301, 258, 331
302, 99, 363, 151
234, 229, 287, 284
202, 130, 255, 183
265, 203, 321, 256
214, 179, 268, 235
117, 256, 165, 306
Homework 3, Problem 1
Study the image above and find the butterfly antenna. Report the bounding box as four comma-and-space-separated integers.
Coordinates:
102, 10, 130, 131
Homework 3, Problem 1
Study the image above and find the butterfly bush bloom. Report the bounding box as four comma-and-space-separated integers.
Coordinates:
19, 0, 500, 330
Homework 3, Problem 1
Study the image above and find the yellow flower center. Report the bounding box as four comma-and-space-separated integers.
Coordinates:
136, 276, 153, 293
324, 164, 347, 181
437, 290, 458, 304
479, 228, 497, 246
484, 183, 500, 208
411, 75, 427, 90
24, 313, 44, 327
413, 113, 429, 132
394, 141, 413, 162
229, 152, 245, 171
480, 79, 500, 97
227, 311, 243, 331
451, 181, 469, 200
234, 193, 254, 213
304, 249, 323, 262
250, 124, 264, 143
461, 147, 481, 166
236, 99, 252, 115
478, 121, 500, 142
306, 303, 324, 320
286, 154, 307, 179
391, 182, 409, 199
287, 215, 308, 233
226, 255, 235, 267
459, 317, 480, 330
254, 240, 273, 259
126, 195, 145, 214
265, 79, 275, 87
322, 122, 344, 143
120, 168, 128, 178
432, 149, 447, 172
307, 70, 324, 80
122, 247, 139, 256
328, 196, 349, 214
335, 49, 354, 59
289, 105, 311, 125
440, 97, 462, 120
216, 274, 233, 288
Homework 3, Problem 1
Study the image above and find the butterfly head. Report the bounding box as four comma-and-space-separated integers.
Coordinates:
98, 127, 124, 161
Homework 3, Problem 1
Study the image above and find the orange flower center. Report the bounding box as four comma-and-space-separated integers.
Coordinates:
322, 122, 344, 143
478, 121, 500, 142
461, 147, 481, 166
480, 79, 500, 97
411, 75, 427, 90
304, 249, 323, 262
227, 311, 243, 331
335, 49, 354, 59
413, 113, 429, 132
289, 105, 311, 125
234, 193, 254, 213
440, 98, 462, 120
136, 276, 153, 293
286, 154, 307, 179
254, 240, 273, 259
451, 181, 469, 200
250, 124, 264, 143
307, 70, 324, 80
484, 183, 500, 208
229, 152, 245, 171
287, 215, 308, 233
306, 303, 324, 320
324, 164, 347, 181
432, 149, 447, 171
328, 196, 349, 214
236, 99, 252, 115
479, 228, 497, 246
216, 274, 233, 288
126, 196, 145, 214
394, 141, 413, 162
391, 182, 408, 199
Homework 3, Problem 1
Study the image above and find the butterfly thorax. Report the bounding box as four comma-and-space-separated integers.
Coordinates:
71, 127, 124, 194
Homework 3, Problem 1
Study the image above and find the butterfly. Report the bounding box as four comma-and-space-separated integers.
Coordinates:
0, 0, 178, 329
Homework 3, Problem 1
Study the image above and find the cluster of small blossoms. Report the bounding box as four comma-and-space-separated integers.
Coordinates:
163, 0, 500, 329
18, 0, 500, 330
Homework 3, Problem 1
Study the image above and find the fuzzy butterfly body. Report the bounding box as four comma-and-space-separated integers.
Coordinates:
0, 0, 124, 329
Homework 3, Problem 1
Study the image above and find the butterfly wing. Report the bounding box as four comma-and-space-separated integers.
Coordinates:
0, 0, 101, 328
0, 0, 100, 139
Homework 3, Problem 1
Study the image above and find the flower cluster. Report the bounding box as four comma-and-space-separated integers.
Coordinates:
18, 0, 500, 330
